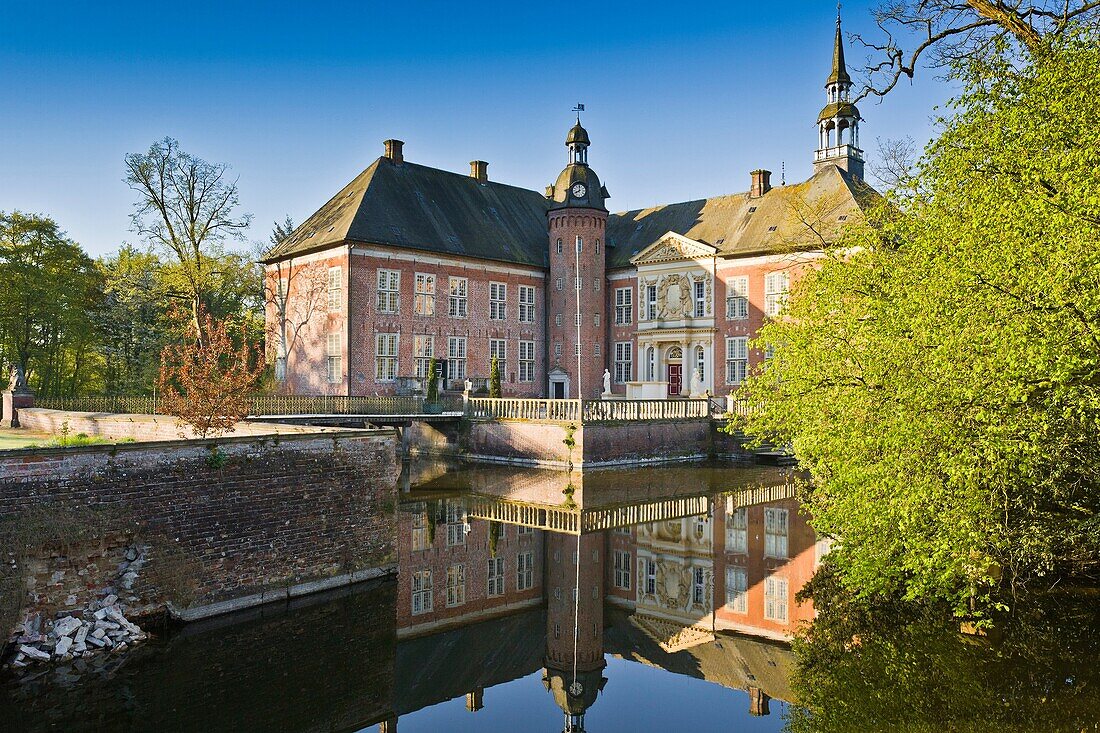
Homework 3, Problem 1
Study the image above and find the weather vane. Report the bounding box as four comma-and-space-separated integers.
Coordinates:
573, 103, 585, 122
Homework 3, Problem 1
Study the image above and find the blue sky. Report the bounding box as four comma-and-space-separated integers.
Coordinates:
0, 1, 953, 257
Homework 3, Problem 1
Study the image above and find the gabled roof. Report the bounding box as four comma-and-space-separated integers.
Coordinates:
605, 165, 879, 269
629, 231, 718, 266
264, 158, 552, 267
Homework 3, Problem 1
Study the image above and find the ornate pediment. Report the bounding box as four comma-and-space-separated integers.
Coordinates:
630, 231, 717, 266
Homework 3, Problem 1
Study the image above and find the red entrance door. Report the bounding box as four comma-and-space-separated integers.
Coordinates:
667, 364, 682, 396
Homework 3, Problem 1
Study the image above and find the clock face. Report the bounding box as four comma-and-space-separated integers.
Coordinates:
571, 183, 587, 198
569, 681, 584, 697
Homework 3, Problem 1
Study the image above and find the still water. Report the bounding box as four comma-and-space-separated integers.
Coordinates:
3, 461, 1098, 732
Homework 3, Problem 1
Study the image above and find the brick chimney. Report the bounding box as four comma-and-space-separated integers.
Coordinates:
750, 169, 772, 197
383, 139, 404, 165
469, 160, 488, 183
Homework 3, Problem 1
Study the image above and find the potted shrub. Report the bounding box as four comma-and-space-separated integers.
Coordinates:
423, 357, 443, 414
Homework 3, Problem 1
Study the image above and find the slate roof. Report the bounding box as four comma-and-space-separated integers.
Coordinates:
263, 157, 551, 267
605, 165, 879, 268
266, 155, 878, 272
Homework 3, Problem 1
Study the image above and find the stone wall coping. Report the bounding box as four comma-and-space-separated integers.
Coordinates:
1, 416, 394, 460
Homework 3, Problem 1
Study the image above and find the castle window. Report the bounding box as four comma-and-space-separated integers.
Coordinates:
555, 342, 562, 358
375, 333, 399, 382
410, 503, 430, 552
445, 500, 465, 547
726, 276, 749, 320
519, 340, 535, 382
765, 271, 790, 317
644, 558, 657, 595
594, 343, 601, 357
646, 346, 655, 381
593, 278, 600, 292
556, 238, 563, 254
489, 281, 507, 320
574, 276, 583, 291
615, 287, 633, 325
696, 345, 705, 382
725, 566, 748, 614
593, 313, 600, 327
556, 277, 564, 291
693, 567, 705, 605
490, 338, 507, 376
555, 313, 562, 327
326, 333, 342, 384
595, 239, 600, 254
764, 575, 789, 622
447, 336, 467, 383
327, 267, 342, 311
576, 236, 583, 253
414, 272, 435, 316
726, 506, 747, 554
646, 285, 658, 320
448, 277, 468, 318
614, 342, 632, 383
575, 313, 582, 326
411, 569, 433, 615
726, 337, 748, 385
376, 269, 399, 313
694, 280, 706, 317
414, 335, 434, 379
519, 285, 535, 323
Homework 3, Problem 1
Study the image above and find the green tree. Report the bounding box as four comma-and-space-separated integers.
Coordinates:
97, 245, 171, 394
0, 211, 101, 395
425, 356, 440, 403
739, 35, 1100, 614
489, 355, 502, 397
125, 138, 252, 346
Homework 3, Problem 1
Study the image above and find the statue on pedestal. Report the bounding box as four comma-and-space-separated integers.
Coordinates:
7, 364, 30, 394
689, 368, 705, 398
602, 369, 612, 397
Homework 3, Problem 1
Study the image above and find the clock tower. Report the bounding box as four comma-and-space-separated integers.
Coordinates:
545, 118, 610, 399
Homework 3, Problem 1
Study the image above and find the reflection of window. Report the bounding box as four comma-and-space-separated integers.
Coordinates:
410, 503, 430, 552
518, 526, 533, 536
613, 550, 631, 590
517, 552, 534, 590
726, 337, 748, 385
446, 500, 465, 547
693, 567, 706, 604
726, 276, 749, 320
411, 569, 432, 615
764, 575, 789, 622
693, 516, 707, 540
725, 566, 748, 613
765, 271, 790, 317
377, 269, 399, 313
643, 558, 657, 595
414, 272, 435, 316
726, 507, 748, 554
764, 508, 789, 559
446, 564, 466, 607
488, 557, 504, 597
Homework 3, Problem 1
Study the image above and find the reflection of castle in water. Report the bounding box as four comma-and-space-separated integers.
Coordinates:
390, 460, 823, 729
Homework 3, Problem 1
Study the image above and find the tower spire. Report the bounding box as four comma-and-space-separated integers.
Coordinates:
814, 7, 864, 179
828, 5, 850, 86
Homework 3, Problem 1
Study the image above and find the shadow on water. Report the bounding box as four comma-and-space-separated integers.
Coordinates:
0, 579, 398, 733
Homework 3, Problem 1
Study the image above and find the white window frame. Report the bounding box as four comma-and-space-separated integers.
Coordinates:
726, 337, 748, 385
446, 563, 466, 607
614, 342, 632, 384
764, 508, 789, 559
642, 558, 657, 595
613, 550, 631, 590
518, 285, 535, 323
414, 272, 435, 316
765, 271, 790, 317
448, 276, 468, 318
726, 276, 749, 320
410, 504, 430, 552
517, 552, 534, 591
487, 557, 505, 597
414, 335, 434, 379
489, 281, 507, 321
377, 269, 399, 314
615, 287, 633, 325
446, 500, 465, 547
726, 506, 748, 554
327, 267, 342, 311
556, 277, 564, 291
326, 333, 342, 384
693, 279, 706, 317
489, 338, 507, 376
448, 336, 467, 382
646, 284, 658, 321
375, 333, 399, 382
519, 340, 535, 382
693, 566, 706, 604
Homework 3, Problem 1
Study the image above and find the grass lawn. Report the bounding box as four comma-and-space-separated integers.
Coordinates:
0, 428, 50, 450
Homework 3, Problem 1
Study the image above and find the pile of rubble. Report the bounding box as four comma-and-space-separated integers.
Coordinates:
8, 595, 148, 671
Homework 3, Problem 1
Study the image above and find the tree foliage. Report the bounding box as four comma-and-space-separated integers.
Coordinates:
156, 312, 264, 438
489, 355, 502, 398
740, 34, 1100, 614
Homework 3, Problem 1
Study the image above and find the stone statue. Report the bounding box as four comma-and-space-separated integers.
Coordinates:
602, 368, 612, 396
7, 364, 29, 394
463, 378, 473, 394
689, 368, 704, 398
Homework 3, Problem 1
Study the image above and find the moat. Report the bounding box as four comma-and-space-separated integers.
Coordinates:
3, 460, 1098, 732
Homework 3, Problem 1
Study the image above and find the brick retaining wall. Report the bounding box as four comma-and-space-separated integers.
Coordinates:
1, 422, 399, 625
17, 407, 333, 442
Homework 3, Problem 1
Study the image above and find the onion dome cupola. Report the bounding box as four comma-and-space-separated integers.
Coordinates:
547, 118, 609, 211
813, 9, 864, 179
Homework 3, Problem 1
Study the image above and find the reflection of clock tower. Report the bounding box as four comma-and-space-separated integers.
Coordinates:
545, 117, 609, 399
